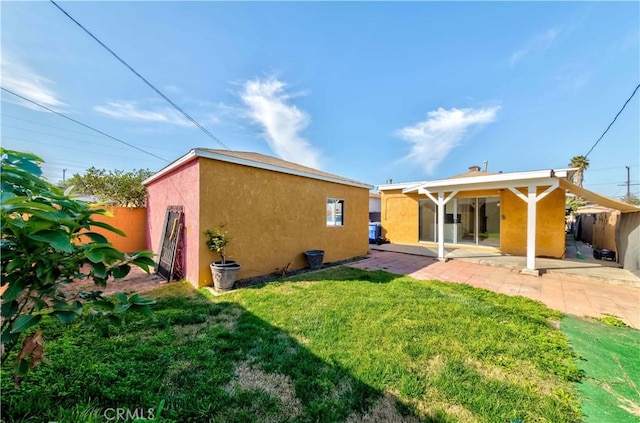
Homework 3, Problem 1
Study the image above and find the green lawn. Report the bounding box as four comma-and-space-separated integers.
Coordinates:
1, 267, 583, 422
561, 315, 640, 423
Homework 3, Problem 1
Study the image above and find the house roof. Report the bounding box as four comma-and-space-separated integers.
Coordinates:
450, 170, 499, 179
448, 168, 498, 179
143, 148, 373, 189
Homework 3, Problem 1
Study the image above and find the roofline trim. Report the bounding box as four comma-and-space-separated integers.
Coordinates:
378, 181, 428, 191
143, 148, 373, 189
143, 149, 198, 185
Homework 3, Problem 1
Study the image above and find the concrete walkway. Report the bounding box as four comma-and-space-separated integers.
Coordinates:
349, 250, 640, 329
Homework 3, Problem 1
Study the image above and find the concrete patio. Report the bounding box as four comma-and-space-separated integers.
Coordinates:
349, 248, 640, 329
370, 239, 640, 287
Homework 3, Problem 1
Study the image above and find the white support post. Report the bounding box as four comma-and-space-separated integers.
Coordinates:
420, 188, 458, 261
453, 198, 458, 244
507, 180, 559, 275
526, 185, 537, 272
437, 191, 445, 260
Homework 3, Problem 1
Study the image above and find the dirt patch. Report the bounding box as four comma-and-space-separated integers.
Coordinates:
346, 392, 418, 423
62, 265, 166, 297
464, 357, 561, 398
209, 306, 243, 332
225, 362, 302, 422
414, 399, 479, 423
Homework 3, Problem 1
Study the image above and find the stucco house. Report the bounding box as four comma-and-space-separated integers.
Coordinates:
378, 165, 638, 274
144, 148, 372, 287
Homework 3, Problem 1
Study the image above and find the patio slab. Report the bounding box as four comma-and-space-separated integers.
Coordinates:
349, 250, 640, 329
371, 241, 640, 288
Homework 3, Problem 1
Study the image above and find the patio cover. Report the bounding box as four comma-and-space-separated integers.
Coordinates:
399, 168, 572, 273
560, 179, 640, 213
396, 167, 639, 273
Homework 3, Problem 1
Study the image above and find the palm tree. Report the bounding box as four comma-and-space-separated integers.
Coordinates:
568, 155, 589, 187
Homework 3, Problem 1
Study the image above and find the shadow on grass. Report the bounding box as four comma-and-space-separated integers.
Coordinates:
0, 282, 440, 423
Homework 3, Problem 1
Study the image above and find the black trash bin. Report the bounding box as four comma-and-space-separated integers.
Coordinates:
304, 250, 324, 269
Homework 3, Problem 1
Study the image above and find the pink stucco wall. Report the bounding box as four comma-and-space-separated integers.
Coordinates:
146, 159, 201, 285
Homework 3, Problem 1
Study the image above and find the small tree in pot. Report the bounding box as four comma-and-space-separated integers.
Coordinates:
205, 225, 240, 291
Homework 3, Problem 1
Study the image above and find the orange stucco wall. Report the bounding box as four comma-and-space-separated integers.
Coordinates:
380, 186, 566, 258
87, 206, 147, 253
146, 159, 201, 284
380, 190, 420, 243
197, 158, 370, 287
499, 187, 565, 257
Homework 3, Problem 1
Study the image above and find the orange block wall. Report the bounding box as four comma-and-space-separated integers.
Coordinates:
89, 206, 147, 253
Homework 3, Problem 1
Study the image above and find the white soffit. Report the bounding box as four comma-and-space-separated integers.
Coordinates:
402, 168, 574, 194
142, 150, 198, 185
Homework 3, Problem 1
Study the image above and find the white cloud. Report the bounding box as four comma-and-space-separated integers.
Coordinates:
1, 57, 65, 110
510, 28, 560, 66
239, 77, 320, 168
396, 106, 500, 174
94, 101, 193, 127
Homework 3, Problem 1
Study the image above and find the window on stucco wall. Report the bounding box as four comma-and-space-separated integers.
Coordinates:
326, 198, 344, 226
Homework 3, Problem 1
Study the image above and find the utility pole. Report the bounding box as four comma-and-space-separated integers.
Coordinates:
625, 166, 630, 201
618, 166, 639, 202
63, 168, 67, 182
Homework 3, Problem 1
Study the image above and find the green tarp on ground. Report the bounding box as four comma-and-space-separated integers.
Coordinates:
561, 316, 640, 423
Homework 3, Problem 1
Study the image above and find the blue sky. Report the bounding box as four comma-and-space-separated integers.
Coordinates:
2, 1, 638, 198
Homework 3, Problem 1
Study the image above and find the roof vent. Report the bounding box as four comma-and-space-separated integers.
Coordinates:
468, 165, 481, 172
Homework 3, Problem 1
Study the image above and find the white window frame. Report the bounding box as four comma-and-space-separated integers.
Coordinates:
326, 198, 345, 227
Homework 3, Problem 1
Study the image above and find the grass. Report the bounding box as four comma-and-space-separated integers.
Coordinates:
597, 313, 630, 328
560, 315, 640, 423
1, 267, 583, 422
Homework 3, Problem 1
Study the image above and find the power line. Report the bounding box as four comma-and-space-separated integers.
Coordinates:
589, 164, 639, 172
1, 87, 170, 163
2, 113, 115, 139
3, 124, 124, 148
3, 135, 151, 159
50, 0, 230, 151
585, 83, 640, 158
584, 181, 628, 187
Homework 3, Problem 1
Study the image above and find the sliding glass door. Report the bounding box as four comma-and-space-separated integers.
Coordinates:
419, 196, 500, 247
479, 197, 500, 247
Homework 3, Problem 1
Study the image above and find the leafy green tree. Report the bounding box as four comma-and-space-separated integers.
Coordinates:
566, 196, 588, 212
568, 155, 590, 188
621, 194, 640, 206
1, 149, 156, 385
65, 167, 154, 207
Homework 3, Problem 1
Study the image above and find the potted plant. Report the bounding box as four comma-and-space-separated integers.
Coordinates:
205, 225, 241, 291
